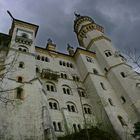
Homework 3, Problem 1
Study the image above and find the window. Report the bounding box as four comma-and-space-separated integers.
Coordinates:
118, 116, 127, 126
42, 56, 45, 61
18, 45, 28, 52
17, 76, 23, 83
72, 76, 80, 81
108, 98, 114, 106
16, 87, 23, 99
120, 72, 126, 78
67, 62, 70, 67
19, 62, 24, 68
61, 73, 68, 79
48, 99, 59, 110
62, 85, 71, 95
23, 49, 26, 52
86, 56, 93, 63
53, 122, 57, 131
93, 69, 98, 75
36, 67, 39, 73
73, 124, 77, 132
37, 55, 40, 60
46, 82, 56, 92
45, 57, 49, 62
70, 63, 73, 68
121, 96, 126, 104
59, 61, 62, 65
83, 104, 92, 114
66, 102, 77, 112
77, 124, 81, 131
104, 50, 112, 57
100, 82, 106, 90
104, 68, 108, 72
63, 61, 66, 66
53, 121, 62, 132
58, 122, 62, 131
78, 88, 86, 97
19, 48, 22, 51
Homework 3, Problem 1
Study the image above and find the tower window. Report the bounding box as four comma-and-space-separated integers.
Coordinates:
67, 102, 77, 112
93, 69, 98, 75
108, 98, 114, 106
16, 87, 23, 100
118, 116, 127, 126
19, 62, 24, 68
104, 50, 112, 57
42, 56, 45, 61
120, 72, 126, 78
17, 76, 23, 83
100, 82, 106, 90
48, 99, 59, 110
53, 122, 57, 131
83, 104, 92, 114
37, 55, 40, 60
73, 124, 77, 132
58, 122, 62, 131
121, 96, 126, 104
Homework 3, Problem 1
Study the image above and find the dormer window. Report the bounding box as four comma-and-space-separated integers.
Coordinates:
104, 50, 112, 57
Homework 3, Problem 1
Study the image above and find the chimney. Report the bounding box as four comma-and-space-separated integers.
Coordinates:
46, 38, 56, 51
67, 44, 75, 56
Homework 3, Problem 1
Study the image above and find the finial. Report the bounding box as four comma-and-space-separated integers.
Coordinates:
47, 38, 52, 43
7, 10, 14, 20
67, 43, 74, 49
74, 11, 81, 18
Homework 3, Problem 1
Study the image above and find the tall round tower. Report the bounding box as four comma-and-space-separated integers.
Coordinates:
74, 14, 140, 139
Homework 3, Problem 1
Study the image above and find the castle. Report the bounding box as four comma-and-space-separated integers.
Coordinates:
0, 14, 140, 140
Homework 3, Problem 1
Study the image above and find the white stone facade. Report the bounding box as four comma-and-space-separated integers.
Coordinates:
0, 15, 139, 140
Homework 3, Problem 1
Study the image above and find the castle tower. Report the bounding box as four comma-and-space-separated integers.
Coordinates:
0, 19, 55, 140
74, 14, 140, 139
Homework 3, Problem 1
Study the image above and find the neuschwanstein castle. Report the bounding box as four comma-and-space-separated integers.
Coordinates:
0, 14, 140, 140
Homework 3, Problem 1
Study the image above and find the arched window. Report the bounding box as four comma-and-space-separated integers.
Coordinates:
78, 88, 86, 97
42, 56, 45, 61
100, 82, 106, 90
59, 61, 62, 65
63, 61, 66, 66
18, 45, 28, 52
48, 99, 59, 110
67, 62, 70, 67
118, 115, 127, 126
77, 124, 81, 131
19, 62, 24, 68
46, 82, 56, 92
108, 98, 114, 106
37, 55, 40, 60
93, 69, 98, 75
72, 76, 80, 81
18, 48, 22, 51
16, 87, 23, 100
61, 73, 68, 79
73, 124, 77, 132
53, 122, 57, 131
45, 57, 49, 62
36, 67, 40, 73
17, 76, 23, 83
70, 63, 73, 68
120, 72, 126, 78
104, 50, 112, 57
62, 85, 71, 95
121, 96, 126, 104
66, 102, 77, 112
58, 122, 62, 131
83, 104, 92, 114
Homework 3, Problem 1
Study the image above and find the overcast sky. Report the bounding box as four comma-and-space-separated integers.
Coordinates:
0, 0, 140, 54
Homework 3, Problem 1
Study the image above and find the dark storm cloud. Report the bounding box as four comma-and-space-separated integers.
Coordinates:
0, 0, 140, 53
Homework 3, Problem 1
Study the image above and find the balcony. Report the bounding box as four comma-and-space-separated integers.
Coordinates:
15, 36, 33, 46
41, 69, 59, 81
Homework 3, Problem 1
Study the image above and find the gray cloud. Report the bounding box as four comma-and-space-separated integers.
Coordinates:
0, 0, 140, 54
